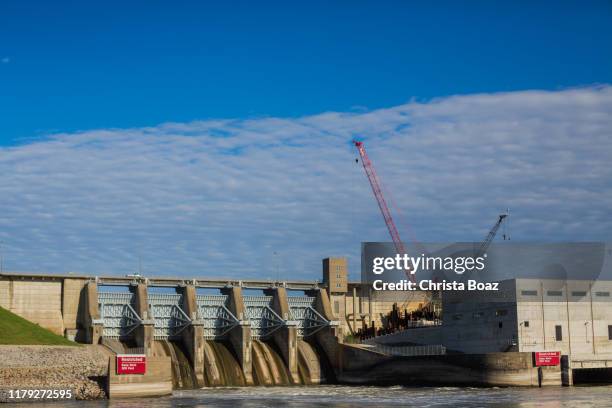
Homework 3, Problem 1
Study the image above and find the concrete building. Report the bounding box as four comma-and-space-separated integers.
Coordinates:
322, 257, 429, 335
374, 278, 612, 380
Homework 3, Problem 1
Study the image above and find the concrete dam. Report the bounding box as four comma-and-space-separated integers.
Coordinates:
0, 272, 343, 396
3, 268, 598, 398
94, 282, 338, 388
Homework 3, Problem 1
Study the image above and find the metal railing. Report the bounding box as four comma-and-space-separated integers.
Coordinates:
359, 319, 442, 343
371, 344, 446, 357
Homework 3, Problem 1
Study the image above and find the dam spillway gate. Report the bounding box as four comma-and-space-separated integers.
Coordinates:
287, 295, 329, 337
96, 285, 333, 341
97, 291, 142, 339
9, 274, 344, 388
196, 294, 239, 339
243, 295, 285, 338
148, 293, 191, 340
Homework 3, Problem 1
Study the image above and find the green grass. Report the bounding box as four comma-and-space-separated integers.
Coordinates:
0, 306, 78, 346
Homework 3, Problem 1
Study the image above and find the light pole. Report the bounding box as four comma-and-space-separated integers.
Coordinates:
0, 241, 3, 274
273, 251, 279, 282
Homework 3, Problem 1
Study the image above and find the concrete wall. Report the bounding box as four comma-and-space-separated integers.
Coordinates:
107, 355, 173, 398
0, 278, 65, 335
62, 278, 88, 338
323, 258, 348, 294
0, 275, 93, 337
374, 279, 612, 369
337, 344, 561, 386
515, 279, 612, 360
0, 280, 9, 308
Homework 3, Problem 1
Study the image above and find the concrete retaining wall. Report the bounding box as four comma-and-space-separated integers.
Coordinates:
0, 279, 65, 335
337, 344, 562, 386
107, 355, 173, 398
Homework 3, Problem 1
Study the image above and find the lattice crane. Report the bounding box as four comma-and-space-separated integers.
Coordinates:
354, 140, 414, 282
355, 140, 510, 319
476, 211, 509, 257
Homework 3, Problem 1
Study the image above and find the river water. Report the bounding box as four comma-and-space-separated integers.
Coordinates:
6, 385, 612, 408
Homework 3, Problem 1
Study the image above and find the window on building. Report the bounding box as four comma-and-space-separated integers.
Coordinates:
521, 290, 538, 296
336, 274, 341, 279
547, 290, 562, 297
498, 321, 503, 329
496, 309, 508, 317
555, 325, 563, 341
608, 325, 612, 341
472, 311, 484, 319
334, 301, 340, 314
336, 283, 341, 288
596, 291, 610, 297
572, 291, 587, 297
524, 321, 530, 328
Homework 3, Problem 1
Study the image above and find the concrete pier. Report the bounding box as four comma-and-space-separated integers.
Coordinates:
265, 287, 300, 384
221, 286, 254, 385
85, 282, 103, 345
309, 288, 342, 372
134, 283, 155, 355
181, 285, 206, 387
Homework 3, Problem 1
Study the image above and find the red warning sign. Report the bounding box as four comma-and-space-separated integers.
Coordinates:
116, 354, 146, 374
534, 351, 560, 366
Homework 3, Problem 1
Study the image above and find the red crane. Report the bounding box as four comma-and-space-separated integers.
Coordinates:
354, 140, 414, 282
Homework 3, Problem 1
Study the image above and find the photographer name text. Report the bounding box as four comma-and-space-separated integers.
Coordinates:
372, 279, 499, 291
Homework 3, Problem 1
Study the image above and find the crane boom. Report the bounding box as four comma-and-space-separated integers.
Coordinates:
477, 212, 508, 257
354, 141, 413, 279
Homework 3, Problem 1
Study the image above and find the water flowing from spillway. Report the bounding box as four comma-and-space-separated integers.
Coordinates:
200, 339, 329, 386
251, 339, 291, 385
297, 339, 325, 385
101, 337, 331, 388
202, 340, 246, 386
152, 340, 198, 389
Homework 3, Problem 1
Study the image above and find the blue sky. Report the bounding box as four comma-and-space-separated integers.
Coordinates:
1, 1, 611, 144
0, 2, 611, 280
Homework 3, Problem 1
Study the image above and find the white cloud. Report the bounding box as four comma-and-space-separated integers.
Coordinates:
1, 86, 611, 280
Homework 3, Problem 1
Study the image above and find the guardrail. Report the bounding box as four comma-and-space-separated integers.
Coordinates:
0, 271, 326, 290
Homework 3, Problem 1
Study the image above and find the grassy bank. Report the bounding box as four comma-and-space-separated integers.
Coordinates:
0, 306, 76, 346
